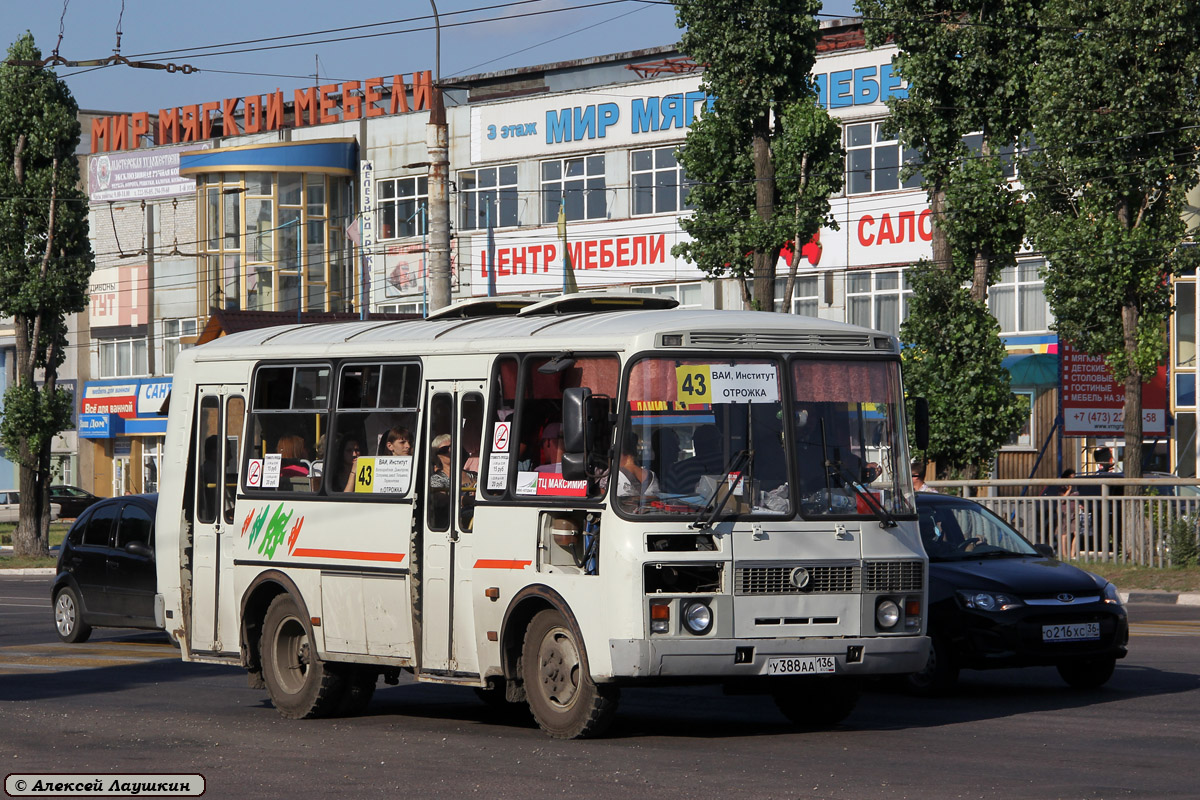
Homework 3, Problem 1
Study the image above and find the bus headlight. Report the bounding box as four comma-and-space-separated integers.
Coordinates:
876, 598, 901, 630
683, 601, 713, 635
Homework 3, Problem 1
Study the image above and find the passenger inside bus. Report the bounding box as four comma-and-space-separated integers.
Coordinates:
274, 433, 311, 490
535, 422, 565, 473
430, 433, 453, 488
331, 434, 363, 492
380, 426, 413, 456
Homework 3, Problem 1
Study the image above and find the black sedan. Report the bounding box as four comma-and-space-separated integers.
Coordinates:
910, 492, 1128, 694
49, 485, 104, 519
52, 494, 160, 643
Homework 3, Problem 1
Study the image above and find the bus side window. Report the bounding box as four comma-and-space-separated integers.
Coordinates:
459, 393, 484, 530
197, 395, 220, 524
246, 365, 329, 494
223, 396, 244, 523
427, 392, 453, 531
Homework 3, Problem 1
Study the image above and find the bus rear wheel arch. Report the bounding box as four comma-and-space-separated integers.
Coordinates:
520, 608, 619, 739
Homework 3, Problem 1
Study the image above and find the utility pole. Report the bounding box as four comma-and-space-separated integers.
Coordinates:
426, 0, 452, 311
145, 201, 155, 376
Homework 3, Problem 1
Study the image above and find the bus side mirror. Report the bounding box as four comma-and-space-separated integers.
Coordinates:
562, 387, 591, 481
914, 397, 930, 452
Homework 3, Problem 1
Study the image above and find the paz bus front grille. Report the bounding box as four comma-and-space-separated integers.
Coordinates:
735, 560, 924, 595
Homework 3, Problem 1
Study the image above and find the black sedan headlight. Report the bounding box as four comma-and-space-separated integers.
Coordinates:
1102, 581, 1123, 606
956, 590, 1024, 612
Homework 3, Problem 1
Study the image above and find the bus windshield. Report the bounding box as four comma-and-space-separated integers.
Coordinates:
618, 356, 913, 520
791, 359, 913, 518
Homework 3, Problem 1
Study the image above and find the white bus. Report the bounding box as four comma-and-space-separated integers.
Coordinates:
155, 294, 929, 738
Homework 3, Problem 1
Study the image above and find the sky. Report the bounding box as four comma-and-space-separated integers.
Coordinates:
4, 0, 859, 113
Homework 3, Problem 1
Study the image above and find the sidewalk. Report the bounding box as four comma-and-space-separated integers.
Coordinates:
1122, 590, 1200, 606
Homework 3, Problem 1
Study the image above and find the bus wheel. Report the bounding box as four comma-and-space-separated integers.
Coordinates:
261, 594, 344, 719
771, 676, 860, 729
521, 609, 618, 739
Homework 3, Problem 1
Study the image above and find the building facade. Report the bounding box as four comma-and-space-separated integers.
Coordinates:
68, 19, 1194, 493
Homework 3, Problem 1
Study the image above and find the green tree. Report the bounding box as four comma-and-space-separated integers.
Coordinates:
901, 264, 1027, 475
1022, 0, 1200, 479
0, 34, 93, 556
672, 0, 843, 311
860, 0, 1034, 474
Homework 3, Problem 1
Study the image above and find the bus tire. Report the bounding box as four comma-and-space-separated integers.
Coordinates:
521, 609, 618, 739
261, 594, 344, 719
904, 634, 959, 696
771, 676, 860, 728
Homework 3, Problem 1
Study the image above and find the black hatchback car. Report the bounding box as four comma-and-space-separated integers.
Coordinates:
48, 485, 104, 519
911, 493, 1129, 694
52, 494, 159, 643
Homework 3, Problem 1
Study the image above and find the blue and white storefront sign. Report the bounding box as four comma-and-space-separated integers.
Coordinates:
79, 377, 172, 439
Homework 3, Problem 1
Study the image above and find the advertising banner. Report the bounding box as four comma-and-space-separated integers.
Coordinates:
88, 142, 212, 202
1060, 343, 1167, 436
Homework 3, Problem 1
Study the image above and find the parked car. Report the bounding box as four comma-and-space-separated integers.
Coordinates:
51, 494, 159, 643
0, 490, 61, 524
48, 485, 104, 519
910, 492, 1129, 694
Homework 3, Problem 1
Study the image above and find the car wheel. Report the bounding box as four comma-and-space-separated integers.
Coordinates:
771, 676, 860, 728
905, 635, 959, 696
521, 609, 618, 739
1057, 656, 1116, 689
260, 594, 344, 719
54, 587, 92, 644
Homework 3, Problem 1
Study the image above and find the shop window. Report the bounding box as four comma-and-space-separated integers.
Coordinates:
541, 155, 606, 223
244, 365, 330, 494
328, 362, 421, 497
1003, 391, 1034, 448
378, 176, 428, 239
631, 147, 693, 216
459, 165, 518, 230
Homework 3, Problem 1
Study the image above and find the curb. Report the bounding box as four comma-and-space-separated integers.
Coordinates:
0, 567, 56, 576
1121, 590, 1200, 606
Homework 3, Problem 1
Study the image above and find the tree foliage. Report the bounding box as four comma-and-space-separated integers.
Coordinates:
672, 0, 843, 311
901, 263, 1027, 475
0, 34, 93, 555
860, 0, 1034, 472
1022, 0, 1200, 477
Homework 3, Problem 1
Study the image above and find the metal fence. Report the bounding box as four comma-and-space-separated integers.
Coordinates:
926, 478, 1200, 567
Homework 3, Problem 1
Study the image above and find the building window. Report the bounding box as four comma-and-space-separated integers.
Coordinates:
542, 155, 606, 223
847, 269, 912, 337
378, 301, 426, 317
845, 121, 922, 195
631, 147, 692, 216
198, 172, 351, 314
379, 176, 429, 239
1004, 391, 1034, 448
775, 275, 821, 317
989, 260, 1053, 334
98, 337, 149, 378
163, 318, 198, 375
632, 282, 703, 309
459, 165, 518, 230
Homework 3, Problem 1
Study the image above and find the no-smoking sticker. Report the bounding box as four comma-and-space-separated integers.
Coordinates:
492, 421, 511, 453
247, 458, 264, 488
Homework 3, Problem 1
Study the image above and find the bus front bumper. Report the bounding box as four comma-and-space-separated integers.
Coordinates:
607, 635, 930, 679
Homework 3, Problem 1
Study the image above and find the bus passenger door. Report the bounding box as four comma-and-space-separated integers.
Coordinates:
421, 382, 485, 675
189, 387, 245, 656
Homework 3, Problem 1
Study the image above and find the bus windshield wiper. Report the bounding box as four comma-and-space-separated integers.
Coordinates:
690, 449, 750, 530
825, 459, 898, 529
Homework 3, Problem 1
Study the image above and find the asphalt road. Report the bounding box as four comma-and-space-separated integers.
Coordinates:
3, 574, 1199, 800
